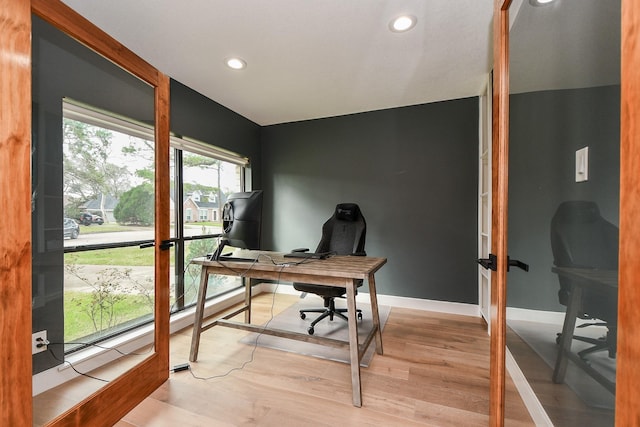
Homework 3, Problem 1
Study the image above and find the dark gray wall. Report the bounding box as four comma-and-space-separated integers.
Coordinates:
170, 80, 262, 187
507, 85, 620, 311
260, 98, 479, 303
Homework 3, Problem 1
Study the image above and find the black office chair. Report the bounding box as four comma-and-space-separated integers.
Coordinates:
293, 203, 367, 335
550, 201, 618, 358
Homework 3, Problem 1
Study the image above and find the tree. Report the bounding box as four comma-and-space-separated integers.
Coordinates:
63, 119, 132, 200
121, 136, 155, 184
114, 183, 154, 225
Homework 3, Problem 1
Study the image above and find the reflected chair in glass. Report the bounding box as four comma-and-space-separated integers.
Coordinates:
293, 203, 367, 335
550, 200, 618, 359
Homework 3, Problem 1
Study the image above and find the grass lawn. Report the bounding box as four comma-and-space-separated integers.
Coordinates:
66, 246, 157, 266
65, 239, 215, 265
63, 235, 217, 342
185, 221, 221, 227
65, 291, 153, 342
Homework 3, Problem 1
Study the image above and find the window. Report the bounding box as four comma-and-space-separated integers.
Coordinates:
62, 101, 156, 351
172, 139, 248, 310
62, 101, 249, 350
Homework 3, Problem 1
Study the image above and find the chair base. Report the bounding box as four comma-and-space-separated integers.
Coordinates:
299, 297, 362, 335
556, 327, 617, 359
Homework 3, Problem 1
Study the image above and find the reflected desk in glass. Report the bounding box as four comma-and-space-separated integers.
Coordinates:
189, 251, 387, 407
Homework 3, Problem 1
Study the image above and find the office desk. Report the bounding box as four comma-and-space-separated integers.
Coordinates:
551, 267, 617, 394
189, 252, 387, 407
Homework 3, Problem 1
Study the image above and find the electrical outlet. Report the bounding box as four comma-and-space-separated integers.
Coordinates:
32, 330, 48, 355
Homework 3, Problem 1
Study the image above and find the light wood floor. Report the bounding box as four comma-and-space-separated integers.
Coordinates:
110, 293, 534, 426
506, 328, 614, 426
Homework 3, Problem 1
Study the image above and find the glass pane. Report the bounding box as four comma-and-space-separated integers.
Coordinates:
170, 147, 176, 239
182, 150, 242, 238
506, 1, 620, 425
64, 246, 155, 351
62, 111, 156, 346
180, 150, 244, 306
31, 15, 156, 424
169, 146, 245, 312
63, 116, 156, 245
178, 237, 244, 307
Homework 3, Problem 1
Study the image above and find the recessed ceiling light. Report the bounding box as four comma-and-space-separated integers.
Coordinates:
389, 15, 417, 33
226, 57, 246, 70
529, 0, 555, 6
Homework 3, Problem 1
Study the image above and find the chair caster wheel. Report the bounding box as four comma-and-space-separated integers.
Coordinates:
308, 327, 314, 335
300, 313, 306, 320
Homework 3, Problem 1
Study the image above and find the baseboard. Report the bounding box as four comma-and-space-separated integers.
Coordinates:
507, 307, 566, 324
263, 283, 481, 317
506, 347, 554, 426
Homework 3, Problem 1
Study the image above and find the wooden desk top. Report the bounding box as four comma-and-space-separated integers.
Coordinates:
192, 251, 387, 284
552, 266, 618, 289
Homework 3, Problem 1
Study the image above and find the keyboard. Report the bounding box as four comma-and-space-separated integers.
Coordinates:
283, 251, 331, 260
217, 255, 258, 262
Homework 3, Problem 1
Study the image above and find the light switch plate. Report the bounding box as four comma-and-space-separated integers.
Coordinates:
576, 146, 589, 182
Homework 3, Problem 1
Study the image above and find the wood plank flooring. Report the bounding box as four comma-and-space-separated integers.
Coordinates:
506, 327, 614, 426
115, 293, 534, 426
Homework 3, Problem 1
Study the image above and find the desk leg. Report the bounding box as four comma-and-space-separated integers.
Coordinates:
368, 273, 383, 355
244, 277, 251, 324
553, 285, 582, 383
189, 267, 210, 362
345, 279, 362, 407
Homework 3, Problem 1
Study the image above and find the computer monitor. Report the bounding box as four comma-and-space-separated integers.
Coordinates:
211, 190, 263, 260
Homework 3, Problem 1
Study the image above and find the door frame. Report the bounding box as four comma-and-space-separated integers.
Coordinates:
490, 0, 640, 425
615, 1, 640, 424
489, 1, 511, 425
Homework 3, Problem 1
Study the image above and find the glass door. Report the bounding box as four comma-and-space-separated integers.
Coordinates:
30, 1, 170, 425
505, 0, 620, 425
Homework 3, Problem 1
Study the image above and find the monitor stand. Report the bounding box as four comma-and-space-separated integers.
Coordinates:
209, 239, 229, 261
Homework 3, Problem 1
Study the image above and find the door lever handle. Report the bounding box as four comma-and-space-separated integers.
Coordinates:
477, 254, 497, 271
477, 254, 529, 272
508, 257, 529, 272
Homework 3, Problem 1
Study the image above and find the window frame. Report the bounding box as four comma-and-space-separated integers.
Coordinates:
61, 101, 250, 348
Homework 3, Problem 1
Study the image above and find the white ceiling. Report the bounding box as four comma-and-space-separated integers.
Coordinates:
60, 0, 494, 126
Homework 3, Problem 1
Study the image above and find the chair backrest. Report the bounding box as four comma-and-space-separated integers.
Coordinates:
550, 201, 618, 320
315, 203, 366, 256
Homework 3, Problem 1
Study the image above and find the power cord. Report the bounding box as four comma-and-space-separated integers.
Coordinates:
183, 264, 286, 381
44, 340, 155, 383
52, 248, 294, 382
47, 348, 110, 383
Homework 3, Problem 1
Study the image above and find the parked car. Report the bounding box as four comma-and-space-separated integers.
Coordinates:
63, 217, 80, 239
79, 212, 104, 226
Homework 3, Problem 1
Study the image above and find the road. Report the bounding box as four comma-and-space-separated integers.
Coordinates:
64, 224, 222, 247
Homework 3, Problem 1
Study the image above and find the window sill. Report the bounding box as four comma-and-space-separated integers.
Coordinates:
33, 286, 249, 396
